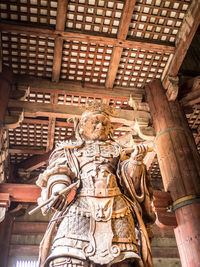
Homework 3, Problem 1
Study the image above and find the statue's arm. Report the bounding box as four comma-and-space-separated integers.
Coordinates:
120, 144, 156, 226
124, 144, 148, 191
36, 147, 76, 214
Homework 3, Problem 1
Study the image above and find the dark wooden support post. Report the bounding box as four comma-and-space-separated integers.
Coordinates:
145, 79, 200, 267
0, 214, 13, 267
0, 66, 13, 141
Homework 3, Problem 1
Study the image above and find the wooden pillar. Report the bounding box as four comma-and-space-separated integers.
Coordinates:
0, 214, 14, 267
145, 79, 200, 267
0, 66, 13, 140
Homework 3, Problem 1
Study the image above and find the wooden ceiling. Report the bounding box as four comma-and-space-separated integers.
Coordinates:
1, 1, 200, 266
0, 0, 200, 188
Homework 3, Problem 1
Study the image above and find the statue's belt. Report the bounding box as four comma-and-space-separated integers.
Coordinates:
78, 187, 121, 197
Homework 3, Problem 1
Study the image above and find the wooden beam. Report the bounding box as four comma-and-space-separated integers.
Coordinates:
9, 245, 39, 257
12, 221, 47, 235
151, 247, 179, 258
52, 0, 68, 82
0, 22, 175, 53
179, 76, 200, 107
8, 99, 151, 126
105, 47, 123, 88
9, 146, 46, 155
0, 184, 41, 202
52, 38, 64, 82
106, 0, 136, 88
0, 184, 169, 206
46, 117, 56, 152
16, 151, 51, 172
0, 183, 176, 228
162, 0, 200, 99
16, 75, 145, 99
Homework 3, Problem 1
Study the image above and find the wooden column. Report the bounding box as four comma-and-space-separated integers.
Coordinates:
0, 214, 13, 267
0, 66, 13, 141
145, 79, 200, 267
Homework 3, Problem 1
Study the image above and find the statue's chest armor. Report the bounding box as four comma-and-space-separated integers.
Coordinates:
74, 142, 120, 160
74, 142, 121, 192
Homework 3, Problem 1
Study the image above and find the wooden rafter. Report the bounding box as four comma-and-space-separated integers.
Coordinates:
16, 151, 51, 172
0, 22, 175, 53
106, 0, 136, 88
162, 0, 200, 100
52, 0, 68, 82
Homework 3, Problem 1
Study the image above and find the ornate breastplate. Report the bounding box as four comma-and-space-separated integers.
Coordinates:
74, 142, 121, 197
74, 141, 120, 159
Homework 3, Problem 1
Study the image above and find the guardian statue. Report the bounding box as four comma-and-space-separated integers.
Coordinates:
35, 102, 155, 267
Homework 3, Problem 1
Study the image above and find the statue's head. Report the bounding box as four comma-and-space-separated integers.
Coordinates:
79, 102, 115, 141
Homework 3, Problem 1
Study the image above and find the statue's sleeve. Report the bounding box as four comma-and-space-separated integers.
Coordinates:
36, 146, 76, 209
120, 158, 156, 225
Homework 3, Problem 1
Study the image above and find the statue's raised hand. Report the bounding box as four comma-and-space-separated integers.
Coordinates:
131, 144, 149, 164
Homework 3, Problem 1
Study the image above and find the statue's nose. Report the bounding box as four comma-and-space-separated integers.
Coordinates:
96, 122, 104, 129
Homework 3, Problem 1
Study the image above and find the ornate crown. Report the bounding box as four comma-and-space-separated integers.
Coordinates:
84, 101, 118, 117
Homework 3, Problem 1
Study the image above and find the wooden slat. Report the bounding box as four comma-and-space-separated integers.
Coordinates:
106, 0, 137, 88
0, 22, 175, 53
162, 0, 200, 99
52, 0, 68, 82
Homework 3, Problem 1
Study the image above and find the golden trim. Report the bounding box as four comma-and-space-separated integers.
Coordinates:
173, 194, 197, 207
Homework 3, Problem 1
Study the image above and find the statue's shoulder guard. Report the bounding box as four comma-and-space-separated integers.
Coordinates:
36, 140, 79, 188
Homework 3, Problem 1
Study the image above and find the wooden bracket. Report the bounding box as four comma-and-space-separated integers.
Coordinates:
153, 190, 177, 229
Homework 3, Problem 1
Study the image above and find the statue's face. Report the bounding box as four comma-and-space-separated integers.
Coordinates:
80, 113, 111, 141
